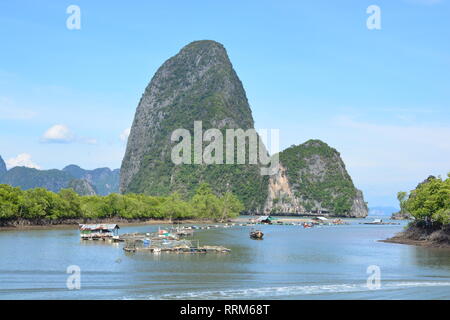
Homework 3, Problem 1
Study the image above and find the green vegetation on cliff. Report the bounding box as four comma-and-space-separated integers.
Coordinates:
0, 182, 242, 224
278, 140, 362, 215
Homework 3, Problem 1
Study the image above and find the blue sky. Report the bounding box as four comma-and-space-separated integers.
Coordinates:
1, 0, 449, 207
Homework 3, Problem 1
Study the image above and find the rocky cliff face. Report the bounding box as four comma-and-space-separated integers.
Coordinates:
264, 140, 368, 217
351, 189, 369, 218
68, 178, 97, 196
0, 156, 6, 177
120, 40, 268, 211
264, 164, 304, 214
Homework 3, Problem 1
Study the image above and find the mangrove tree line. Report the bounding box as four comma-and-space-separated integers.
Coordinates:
0, 182, 243, 223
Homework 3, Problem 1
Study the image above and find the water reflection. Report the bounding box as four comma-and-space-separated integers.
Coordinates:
412, 246, 450, 269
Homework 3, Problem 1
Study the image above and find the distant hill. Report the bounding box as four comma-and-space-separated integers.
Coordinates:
0, 167, 74, 193
63, 165, 120, 196
369, 206, 399, 216
0, 156, 6, 177
68, 178, 97, 196
0, 160, 120, 196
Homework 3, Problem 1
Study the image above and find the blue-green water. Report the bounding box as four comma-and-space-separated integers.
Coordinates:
0, 218, 449, 299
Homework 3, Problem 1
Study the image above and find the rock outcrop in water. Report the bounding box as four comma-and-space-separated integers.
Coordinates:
391, 211, 413, 220
264, 140, 368, 217
120, 40, 268, 211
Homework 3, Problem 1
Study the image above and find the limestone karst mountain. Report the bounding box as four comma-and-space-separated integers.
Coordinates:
120, 40, 368, 216
264, 140, 368, 217
120, 40, 269, 211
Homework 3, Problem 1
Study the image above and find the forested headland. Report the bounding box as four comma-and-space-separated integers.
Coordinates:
386, 174, 450, 248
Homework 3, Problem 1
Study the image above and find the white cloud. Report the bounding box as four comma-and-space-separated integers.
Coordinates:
41, 124, 75, 143
120, 128, 131, 142
6, 153, 41, 170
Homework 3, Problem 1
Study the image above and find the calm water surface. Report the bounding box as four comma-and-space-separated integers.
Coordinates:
0, 217, 449, 299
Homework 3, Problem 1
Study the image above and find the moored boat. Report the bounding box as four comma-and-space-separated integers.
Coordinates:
250, 229, 264, 240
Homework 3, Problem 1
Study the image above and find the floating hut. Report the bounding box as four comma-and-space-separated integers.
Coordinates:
79, 224, 120, 240
257, 216, 273, 224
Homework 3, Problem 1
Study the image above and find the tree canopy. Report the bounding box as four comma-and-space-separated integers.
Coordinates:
0, 182, 243, 223
402, 174, 450, 225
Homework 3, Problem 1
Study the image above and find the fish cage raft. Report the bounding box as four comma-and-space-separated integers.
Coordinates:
123, 238, 231, 254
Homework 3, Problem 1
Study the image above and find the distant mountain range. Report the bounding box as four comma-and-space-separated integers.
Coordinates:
369, 206, 399, 216
62, 165, 120, 195
0, 158, 119, 196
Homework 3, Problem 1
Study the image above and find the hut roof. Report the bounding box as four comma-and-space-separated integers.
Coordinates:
79, 224, 120, 231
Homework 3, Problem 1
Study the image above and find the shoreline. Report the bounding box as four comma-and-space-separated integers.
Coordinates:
381, 223, 450, 249
0, 216, 350, 232
380, 238, 450, 249
0, 218, 225, 232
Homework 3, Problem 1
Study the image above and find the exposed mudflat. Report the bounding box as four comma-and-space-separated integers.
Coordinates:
382, 223, 450, 249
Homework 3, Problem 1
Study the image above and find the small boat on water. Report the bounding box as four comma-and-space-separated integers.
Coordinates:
250, 229, 264, 240
361, 219, 400, 225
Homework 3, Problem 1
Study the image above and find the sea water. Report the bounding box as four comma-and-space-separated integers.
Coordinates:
0, 217, 449, 299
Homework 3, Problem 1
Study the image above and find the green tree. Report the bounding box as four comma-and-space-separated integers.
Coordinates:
397, 191, 408, 214
191, 183, 221, 219
59, 189, 82, 218
218, 192, 244, 222
160, 192, 194, 221
0, 182, 244, 223
405, 174, 450, 225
